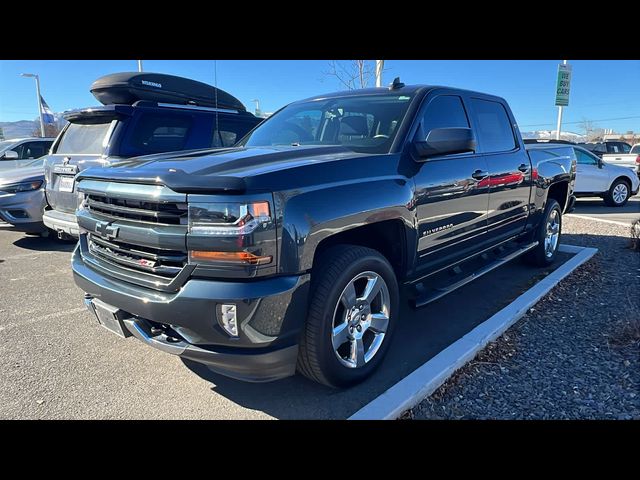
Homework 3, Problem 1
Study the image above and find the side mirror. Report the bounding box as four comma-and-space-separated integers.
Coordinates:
413, 127, 476, 161
2, 150, 19, 160
597, 158, 604, 168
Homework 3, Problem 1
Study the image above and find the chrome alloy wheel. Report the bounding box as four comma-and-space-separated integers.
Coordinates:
612, 183, 628, 204
331, 271, 391, 369
544, 209, 560, 258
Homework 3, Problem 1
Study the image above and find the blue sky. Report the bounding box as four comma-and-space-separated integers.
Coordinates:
1, 60, 638, 133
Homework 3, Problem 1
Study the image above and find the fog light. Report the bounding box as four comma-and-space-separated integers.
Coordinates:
220, 304, 238, 337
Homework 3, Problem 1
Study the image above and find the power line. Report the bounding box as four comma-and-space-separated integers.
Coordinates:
520, 115, 640, 128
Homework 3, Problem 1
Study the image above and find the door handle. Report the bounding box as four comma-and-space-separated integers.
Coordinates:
518, 163, 530, 172
471, 170, 489, 180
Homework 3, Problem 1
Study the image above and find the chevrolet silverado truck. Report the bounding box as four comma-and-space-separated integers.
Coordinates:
43, 72, 262, 239
72, 81, 576, 388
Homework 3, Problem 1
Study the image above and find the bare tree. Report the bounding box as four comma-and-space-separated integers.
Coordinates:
578, 117, 606, 142
324, 60, 377, 90
31, 123, 62, 138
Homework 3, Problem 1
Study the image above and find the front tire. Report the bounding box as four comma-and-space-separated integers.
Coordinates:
297, 245, 399, 388
525, 198, 562, 267
603, 179, 630, 207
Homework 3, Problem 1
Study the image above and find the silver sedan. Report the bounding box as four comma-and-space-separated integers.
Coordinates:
0, 159, 48, 234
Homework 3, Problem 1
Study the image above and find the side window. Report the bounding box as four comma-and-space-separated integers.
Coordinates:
419, 95, 469, 140
470, 98, 516, 153
8, 143, 25, 159
21, 142, 48, 159
127, 113, 193, 154
621, 143, 631, 153
575, 149, 598, 165
211, 117, 259, 148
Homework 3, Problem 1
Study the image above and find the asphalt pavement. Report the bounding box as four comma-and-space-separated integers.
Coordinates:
0, 225, 572, 419
569, 196, 640, 226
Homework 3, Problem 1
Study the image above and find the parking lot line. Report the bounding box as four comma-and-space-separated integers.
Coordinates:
0, 307, 87, 333
348, 244, 598, 420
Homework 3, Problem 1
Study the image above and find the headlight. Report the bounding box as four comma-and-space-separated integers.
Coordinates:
188, 200, 274, 266
0, 180, 43, 194
188, 201, 271, 236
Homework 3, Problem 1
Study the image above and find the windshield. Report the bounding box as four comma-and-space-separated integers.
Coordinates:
0, 140, 17, 153
55, 121, 113, 155
240, 93, 415, 154
630, 145, 640, 154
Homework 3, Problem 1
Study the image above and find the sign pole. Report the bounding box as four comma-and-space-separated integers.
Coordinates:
375, 60, 384, 87
555, 60, 568, 140
137, 60, 143, 72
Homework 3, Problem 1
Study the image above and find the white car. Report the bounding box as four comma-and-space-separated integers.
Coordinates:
573, 145, 639, 207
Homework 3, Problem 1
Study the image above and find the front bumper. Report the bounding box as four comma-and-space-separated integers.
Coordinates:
72, 246, 310, 382
42, 208, 79, 237
0, 189, 47, 232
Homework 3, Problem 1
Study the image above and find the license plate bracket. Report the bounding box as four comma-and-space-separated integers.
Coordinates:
57, 175, 75, 193
89, 299, 131, 338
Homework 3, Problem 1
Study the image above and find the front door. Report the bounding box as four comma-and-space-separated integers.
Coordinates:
413, 94, 490, 275
574, 148, 608, 193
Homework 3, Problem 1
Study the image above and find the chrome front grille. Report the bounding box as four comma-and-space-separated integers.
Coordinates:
86, 194, 188, 225
77, 180, 190, 290
88, 234, 187, 279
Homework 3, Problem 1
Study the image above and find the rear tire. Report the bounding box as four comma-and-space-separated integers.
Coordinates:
297, 245, 399, 388
603, 178, 630, 207
525, 198, 562, 267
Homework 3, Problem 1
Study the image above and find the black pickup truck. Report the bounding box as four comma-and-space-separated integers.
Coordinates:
72, 81, 576, 388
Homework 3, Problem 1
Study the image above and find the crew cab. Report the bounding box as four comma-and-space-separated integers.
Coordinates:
72, 81, 576, 388
42, 72, 262, 238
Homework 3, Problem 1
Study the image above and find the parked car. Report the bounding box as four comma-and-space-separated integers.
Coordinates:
582, 141, 638, 170
0, 158, 48, 233
530, 143, 638, 207
0, 137, 55, 171
43, 72, 263, 239
72, 82, 576, 388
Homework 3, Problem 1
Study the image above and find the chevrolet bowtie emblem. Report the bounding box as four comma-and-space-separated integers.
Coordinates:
95, 221, 119, 240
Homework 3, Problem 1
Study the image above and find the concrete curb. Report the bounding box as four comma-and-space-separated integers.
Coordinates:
348, 244, 598, 420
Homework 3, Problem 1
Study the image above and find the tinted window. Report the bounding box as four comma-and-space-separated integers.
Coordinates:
575, 148, 598, 165
128, 113, 192, 154
420, 95, 469, 139
57, 122, 112, 155
471, 99, 516, 153
211, 117, 260, 148
631, 145, 640, 154
21, 141, 51, 159
241, 93, 414, 154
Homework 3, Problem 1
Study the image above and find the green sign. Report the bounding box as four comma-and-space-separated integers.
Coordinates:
555, 64, 572, 107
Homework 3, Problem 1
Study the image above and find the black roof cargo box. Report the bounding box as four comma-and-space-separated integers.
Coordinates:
90, 72, 246, 111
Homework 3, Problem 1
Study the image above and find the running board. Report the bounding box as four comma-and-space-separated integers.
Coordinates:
412, 241, 538, 308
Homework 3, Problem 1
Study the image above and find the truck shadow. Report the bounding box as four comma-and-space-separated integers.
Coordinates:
12, 235, 77, 252
182, 250, 575, 419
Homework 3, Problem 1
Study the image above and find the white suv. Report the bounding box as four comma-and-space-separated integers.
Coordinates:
573, 145, 639, 207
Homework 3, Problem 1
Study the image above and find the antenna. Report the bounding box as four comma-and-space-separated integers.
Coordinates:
389, 77, 405, 90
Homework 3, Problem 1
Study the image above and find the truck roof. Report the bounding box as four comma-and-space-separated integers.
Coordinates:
294, 84, 508, 105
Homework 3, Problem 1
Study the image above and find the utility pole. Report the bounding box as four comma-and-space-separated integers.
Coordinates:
252, 99, 261, 117
375, 60, 384, 87
555, 59, 568, 140
137, 60, 143, 72
20, 73, 45, 138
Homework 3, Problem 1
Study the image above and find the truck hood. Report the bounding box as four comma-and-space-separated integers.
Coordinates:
77, 145, 366, 193
0, 166, 44, 186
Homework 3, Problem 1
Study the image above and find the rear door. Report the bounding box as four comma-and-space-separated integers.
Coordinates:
413, 93, 490, 274
468, 97, 531, 243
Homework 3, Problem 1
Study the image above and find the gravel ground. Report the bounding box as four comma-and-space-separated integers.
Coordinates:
410, 216, 640, 420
